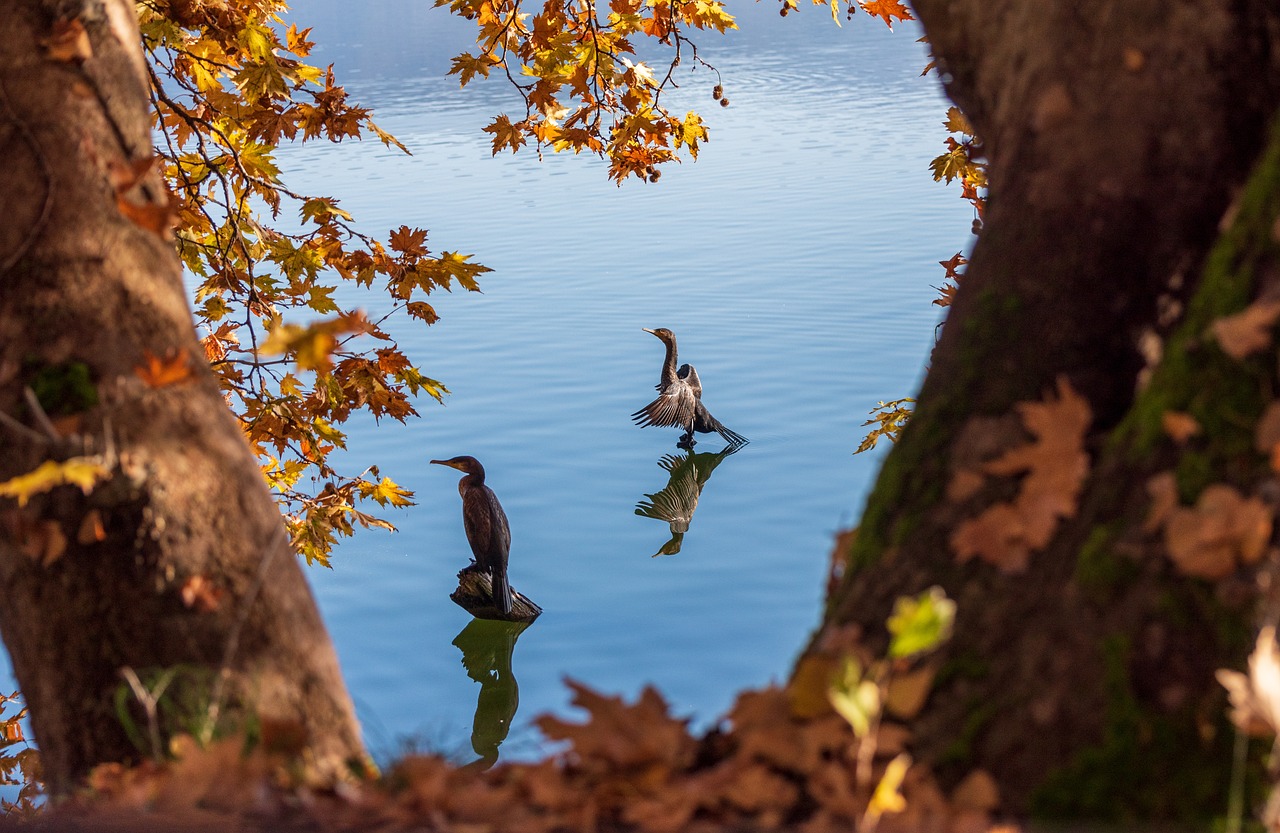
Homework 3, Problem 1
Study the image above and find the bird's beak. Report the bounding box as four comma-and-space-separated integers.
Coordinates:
429, 459, 458, 469
642, 328, 656, 335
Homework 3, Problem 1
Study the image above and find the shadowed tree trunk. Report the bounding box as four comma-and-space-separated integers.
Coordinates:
812, 0, 1280, 820
0, 0, 365, 795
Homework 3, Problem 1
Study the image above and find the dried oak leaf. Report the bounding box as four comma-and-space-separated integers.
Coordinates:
534, 678, 696, 772
950, 377, 1091, 573
1161, 411, 1201, 444
1211, 299, 1280, 359
1164, 484, 1271, 580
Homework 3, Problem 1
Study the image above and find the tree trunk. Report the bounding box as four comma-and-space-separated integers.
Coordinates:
814, 0, 1280, 820
0, 0, 365, 794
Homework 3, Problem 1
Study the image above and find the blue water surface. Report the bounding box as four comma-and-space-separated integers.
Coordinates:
5, 2, 972, 773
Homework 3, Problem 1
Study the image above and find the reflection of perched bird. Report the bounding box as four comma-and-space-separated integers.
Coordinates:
453, 618, 527, 770
635, 445, 739, 556
431, 456, 513, 615
632, 327, 747, 448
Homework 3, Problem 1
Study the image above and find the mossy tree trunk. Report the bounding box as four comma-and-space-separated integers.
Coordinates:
813, 0, 1280, 820
0, 0, 365, 794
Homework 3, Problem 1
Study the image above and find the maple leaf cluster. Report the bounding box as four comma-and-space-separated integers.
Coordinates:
439, 0, 733, 183
136, 0, 490, 564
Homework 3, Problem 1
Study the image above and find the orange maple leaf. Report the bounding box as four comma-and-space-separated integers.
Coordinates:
858, 0, 913, 28
135, 349, 194, 387
950, 377, 1092, 572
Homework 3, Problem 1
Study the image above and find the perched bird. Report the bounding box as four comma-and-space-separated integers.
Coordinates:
631, 327, 747, 447
431, 456, 513, 615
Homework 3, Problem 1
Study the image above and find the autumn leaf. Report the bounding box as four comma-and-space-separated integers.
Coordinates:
259, 315, 370, 373
0, 457, 110, 507
828, 656, 880, 738
45, 18, 91, 63
950, 377, 1092, 572
857, 0, 913, 29
357, 476, 415, 508
1210, 299, 1280, 359
865, 753, 910, 824
180, 575, 225, 613
886, 586, 955, 659
135, 349, 194, 387
1163, 484, 1270, 580
1161, 411, 1201, 444
943, 106, 973, 136
483, 114, 528, 155
535, 678, 697, 771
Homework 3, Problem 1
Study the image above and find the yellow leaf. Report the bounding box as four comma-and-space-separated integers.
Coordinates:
0, 458, 110, 507
865, 753, 910, 823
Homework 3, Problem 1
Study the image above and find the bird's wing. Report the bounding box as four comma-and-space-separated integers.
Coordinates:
677, 363, 702, 399
631, 378, 699, 429
462, 486, 510, 571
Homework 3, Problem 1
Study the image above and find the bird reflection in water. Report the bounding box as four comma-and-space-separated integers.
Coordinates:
453, 617, 530, 771
635, 444, 741, 556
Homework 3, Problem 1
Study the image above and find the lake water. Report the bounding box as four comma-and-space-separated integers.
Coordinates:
9, 2, 972, 770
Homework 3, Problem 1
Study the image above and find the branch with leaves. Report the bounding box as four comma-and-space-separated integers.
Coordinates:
137, 0, 492, 564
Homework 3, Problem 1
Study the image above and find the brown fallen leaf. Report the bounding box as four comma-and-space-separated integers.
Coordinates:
1211, 299, 1280, 359
951, 377, 1092, 573
1161, 411, 1201, 444
1164, 484, 1271, 579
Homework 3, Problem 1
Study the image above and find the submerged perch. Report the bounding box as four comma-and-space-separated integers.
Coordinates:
451, 568, 541, 623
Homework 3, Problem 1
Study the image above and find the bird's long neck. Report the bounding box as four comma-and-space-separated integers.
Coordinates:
658, 337, 679, 386
458, 468, 485, 495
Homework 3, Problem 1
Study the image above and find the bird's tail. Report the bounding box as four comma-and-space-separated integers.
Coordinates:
491, 568, 513, 616
696, 402, 748, 446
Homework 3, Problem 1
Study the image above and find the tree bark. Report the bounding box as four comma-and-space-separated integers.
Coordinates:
0, 0, 365, 794
814, 0, 1280, 820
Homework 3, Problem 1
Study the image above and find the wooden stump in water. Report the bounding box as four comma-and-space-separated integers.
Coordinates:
451, 568, 542, 623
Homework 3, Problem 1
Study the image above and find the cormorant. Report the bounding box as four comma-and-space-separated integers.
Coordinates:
631, 327, 747, 447
431, 456, 513, 615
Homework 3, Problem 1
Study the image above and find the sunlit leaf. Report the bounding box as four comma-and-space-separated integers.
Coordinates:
0, 458, 110, 507
886, 586, 955, 659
